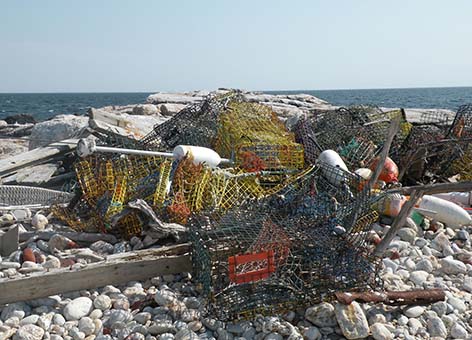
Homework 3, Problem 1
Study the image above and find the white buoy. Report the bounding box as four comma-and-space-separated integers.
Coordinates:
317, 150, 350, 186
417, 195, 472, 228
76, 138, 231, 168
354, 168, 373, 180
172, 145, 223, 168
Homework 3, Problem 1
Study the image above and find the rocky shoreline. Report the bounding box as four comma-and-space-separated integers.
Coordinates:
0, 90, 471, 340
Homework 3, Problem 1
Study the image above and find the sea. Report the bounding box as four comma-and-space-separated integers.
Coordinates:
1, 87, 471, 122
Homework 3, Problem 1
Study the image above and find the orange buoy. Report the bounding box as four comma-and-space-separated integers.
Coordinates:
369, 157, 399, 183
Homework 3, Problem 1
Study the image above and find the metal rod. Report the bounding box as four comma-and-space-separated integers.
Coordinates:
94, 145, 174, 158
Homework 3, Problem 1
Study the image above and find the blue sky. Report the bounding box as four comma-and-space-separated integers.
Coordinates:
1, 0, 471, 92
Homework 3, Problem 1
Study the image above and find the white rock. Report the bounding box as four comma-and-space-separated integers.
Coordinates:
105, 310, 132, 327
31, 213, 48, 230
38, 313, 54, 330
409, 271, 429, 286
404, 306, 425, 318
463, 277, 472, 292
134, 312, 151, 325
78, 317, 95, 336
20, 315, 40, 325
132, 104, 159, 116
371, 323, 393, 340
93, 295, 112, 310
415, 258, 433, 273
447, 296, 467, 312
440, 256, 467, 274
0, 214, 15, 226
397, 228, 416, 243
43, 255, 61, 269
305, 303, 337, 327
427, 316, 447, 338
146, 92, 203, 105
13, 324, 45, 340
154, 290, 176, 307
53, 313, 66, 326
334, 302, 369, 339
451, 323, 468, 339
29, 114, 88, 150
157, 103, 187, 116
63, 297, 93, 321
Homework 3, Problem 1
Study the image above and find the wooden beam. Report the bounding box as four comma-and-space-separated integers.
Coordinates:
19, 231, 119, 244
367, 114, 401, 191
0, 243, 191, 305
391, 181, 472, 196
0, 139, 78, 177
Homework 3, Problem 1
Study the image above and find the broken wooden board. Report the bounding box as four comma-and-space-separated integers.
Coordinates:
2, 163, 59, 185
0, 139, 77, 178
19, 231, 118, 244
0, 243, 191, 305
0, 225, 19, 257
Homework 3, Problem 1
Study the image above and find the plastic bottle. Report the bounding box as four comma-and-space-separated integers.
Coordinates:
432, 192, 472, 207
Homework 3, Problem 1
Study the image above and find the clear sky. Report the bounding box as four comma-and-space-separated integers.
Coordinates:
1, 0, 471, 93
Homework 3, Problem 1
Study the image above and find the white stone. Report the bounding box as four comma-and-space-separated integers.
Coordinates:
305, 303, 337, 327
93, 295, 112, 310
13, 324, 45, 340
78, 317, 95, 336
427, 316, 447, 338
440, 256, 467, 274
371, 323, 393, 340
53, 313, 66, 326
105, 310, 132, 327
32, 213, 48, 230
404, 306, 425, 318
334, 302, 369, 339
451, 323, 468, 339
154, 290, 176, 307
409, 271, 429, 286
29, 114, 88, 150
20, 315, 40, 325
415, 258, 433, 273
397, 228, 416, 243
63, 297, 93, 321
447, 296, 467, 312
463, 277, 472, 292
134, 312, 151, 325
132, 104, 159, 116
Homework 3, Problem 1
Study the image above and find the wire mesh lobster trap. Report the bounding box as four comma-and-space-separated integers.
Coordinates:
396, 105, 472, 184
190, 164, 381, 320
53, 154, 172, 239
139, 91, 244, 151
294, 106, 411, 170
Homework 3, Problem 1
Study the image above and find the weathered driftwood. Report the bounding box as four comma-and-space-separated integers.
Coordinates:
0, 139, 77, 178
0, 225, 19, 257
368, 114, 401, 191
393, 181, 472, 196
2, 163, 59, 185
19, 231, 119, 244
336, 289, 445, 305
0, 243, 191, 305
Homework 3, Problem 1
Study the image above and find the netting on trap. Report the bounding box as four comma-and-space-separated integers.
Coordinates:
294, 107, 411, 169
165, 156, 308, 224
396, 105, 472, 183
190, 164, 381, 320
0, 185, 74, 207
215, 101, 305, 171
139, 91, 244, 151
53, 154, 172, 238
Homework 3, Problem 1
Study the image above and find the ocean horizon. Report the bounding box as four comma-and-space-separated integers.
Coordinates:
1, 86, 471, 121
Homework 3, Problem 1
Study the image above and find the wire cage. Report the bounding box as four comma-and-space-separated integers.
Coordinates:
294, 106, 411, 170
53, 154, 172, 239
396, 105, 472, 183
139, 91, 244, 151
190, 164, 381, 320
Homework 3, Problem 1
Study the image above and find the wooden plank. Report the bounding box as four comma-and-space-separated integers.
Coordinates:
0, 139, 78, 177
391, 181, 472, 196
19, 231, 119, 244
0, 243, 191, 305
0, 225, 19, 257
4, 163, 59, 185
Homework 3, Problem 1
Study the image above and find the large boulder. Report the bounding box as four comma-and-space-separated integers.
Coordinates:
146, 91, 206, 105
29, 114, 88, 150
4, 114, 36, 125
132, 104, 159, 116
